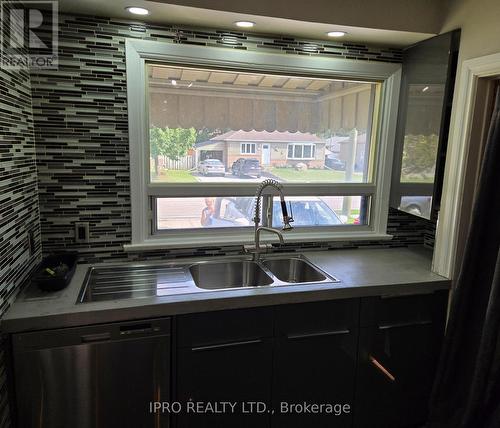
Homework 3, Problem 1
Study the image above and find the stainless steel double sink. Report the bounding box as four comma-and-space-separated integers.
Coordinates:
78, 255, 339, 303
190, 256, 334, 290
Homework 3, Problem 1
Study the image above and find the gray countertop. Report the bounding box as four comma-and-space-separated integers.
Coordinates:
1, 246, 450, 333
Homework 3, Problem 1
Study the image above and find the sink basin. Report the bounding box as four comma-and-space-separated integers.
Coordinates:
189, 260, 273, 290
262, 257, 327, 283
77, 255, 339, 303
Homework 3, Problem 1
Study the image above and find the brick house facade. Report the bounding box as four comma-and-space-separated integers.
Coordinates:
195, 130, 326, 169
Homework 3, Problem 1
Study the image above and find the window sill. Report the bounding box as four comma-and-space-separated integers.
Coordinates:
123, 230, 393, 252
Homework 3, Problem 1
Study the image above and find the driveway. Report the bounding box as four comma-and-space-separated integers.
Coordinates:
193, 172, 271, 183
192, 171, 280, 183
157, 197, 206, 229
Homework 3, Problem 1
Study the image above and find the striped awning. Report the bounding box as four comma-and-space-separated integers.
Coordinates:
148, 64, 375, 133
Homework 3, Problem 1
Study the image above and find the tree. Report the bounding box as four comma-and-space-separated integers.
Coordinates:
401, 134, 438, 181
195, 127, 231, 144
150, 126, 197, 175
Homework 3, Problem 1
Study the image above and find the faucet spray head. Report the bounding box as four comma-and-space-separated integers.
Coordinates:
280, 198, 294, 231
253, 179, 294, 231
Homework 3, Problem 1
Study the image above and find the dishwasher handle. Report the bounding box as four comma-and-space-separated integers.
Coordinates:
13, 318, 171, 353
81, 322, 161, 343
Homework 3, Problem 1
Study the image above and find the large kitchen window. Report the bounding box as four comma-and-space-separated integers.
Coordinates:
126, 40, 401, 248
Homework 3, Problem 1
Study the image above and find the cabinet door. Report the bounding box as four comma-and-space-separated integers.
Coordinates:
272, 329, 358, 428
390, 30, 460, 220
176, 338, 273, 428
354, 322, 444, 428
273, 299, 359, 428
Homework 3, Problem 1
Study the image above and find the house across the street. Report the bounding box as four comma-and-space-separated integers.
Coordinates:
195, 130, 326, 169
325, 132, 367, 170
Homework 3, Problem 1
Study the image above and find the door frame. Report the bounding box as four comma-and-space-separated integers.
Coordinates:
433, 52, 500, 279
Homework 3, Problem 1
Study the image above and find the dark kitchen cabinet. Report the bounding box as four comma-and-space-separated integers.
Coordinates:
9, 290, 449, 428
175, 308, 274, 428
174, 293, 447, 428
353, 290, 448, 428
272, 300, 359, 428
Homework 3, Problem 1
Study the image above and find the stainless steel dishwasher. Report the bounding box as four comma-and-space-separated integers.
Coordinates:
12, 318, 171, 428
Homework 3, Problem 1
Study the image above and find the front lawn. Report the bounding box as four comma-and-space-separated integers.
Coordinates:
401, 175, 434, 183
346, 208, 360, 224
268, 167, 363, 183
152, 170, 198, 183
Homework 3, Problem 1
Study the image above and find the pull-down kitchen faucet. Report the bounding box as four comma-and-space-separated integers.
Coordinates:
248, 179, 294, 261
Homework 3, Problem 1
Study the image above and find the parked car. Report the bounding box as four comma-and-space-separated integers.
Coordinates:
231, 158, 262, 178
399, 196, 432, 219
203, 196, 342, 227
325, 155, 346, 171
271, 197, 342, 227
198, 159, 225, 176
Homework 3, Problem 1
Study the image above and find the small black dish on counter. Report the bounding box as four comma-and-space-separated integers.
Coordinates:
33, 252, 78, 291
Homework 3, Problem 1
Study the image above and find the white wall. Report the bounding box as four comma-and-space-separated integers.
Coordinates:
153, 0, 446, 33
442, 0, 500, 61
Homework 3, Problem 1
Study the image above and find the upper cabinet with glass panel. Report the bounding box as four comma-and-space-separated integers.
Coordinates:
147, 64, 379, 185
390, 30, 460, 219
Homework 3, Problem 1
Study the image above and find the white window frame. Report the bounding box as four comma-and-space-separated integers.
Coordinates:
241, 142, 256, 155
124, 39, 401, 250
287, 143, 316, 160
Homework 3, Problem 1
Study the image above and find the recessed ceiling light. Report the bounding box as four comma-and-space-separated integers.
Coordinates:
327, 31, 347, 38
235, 21, 255, 28
126, 6, 149, 15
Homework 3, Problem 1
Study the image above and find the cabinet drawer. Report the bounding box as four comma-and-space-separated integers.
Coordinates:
177, 307, 274, 348
275, 298, 359, 337
360, 289, 448, 328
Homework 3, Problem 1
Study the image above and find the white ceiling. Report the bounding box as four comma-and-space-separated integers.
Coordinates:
148, 64, 366, 93
55, 0, 435, 48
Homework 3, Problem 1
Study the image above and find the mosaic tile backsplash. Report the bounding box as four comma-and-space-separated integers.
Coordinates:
0, 33, 42, 428
25, 13, 438, 265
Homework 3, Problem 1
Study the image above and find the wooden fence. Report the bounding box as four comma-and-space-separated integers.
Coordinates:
158, 155, 195, 170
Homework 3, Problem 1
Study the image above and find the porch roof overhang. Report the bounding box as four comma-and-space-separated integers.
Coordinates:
148, 64, 375, 133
